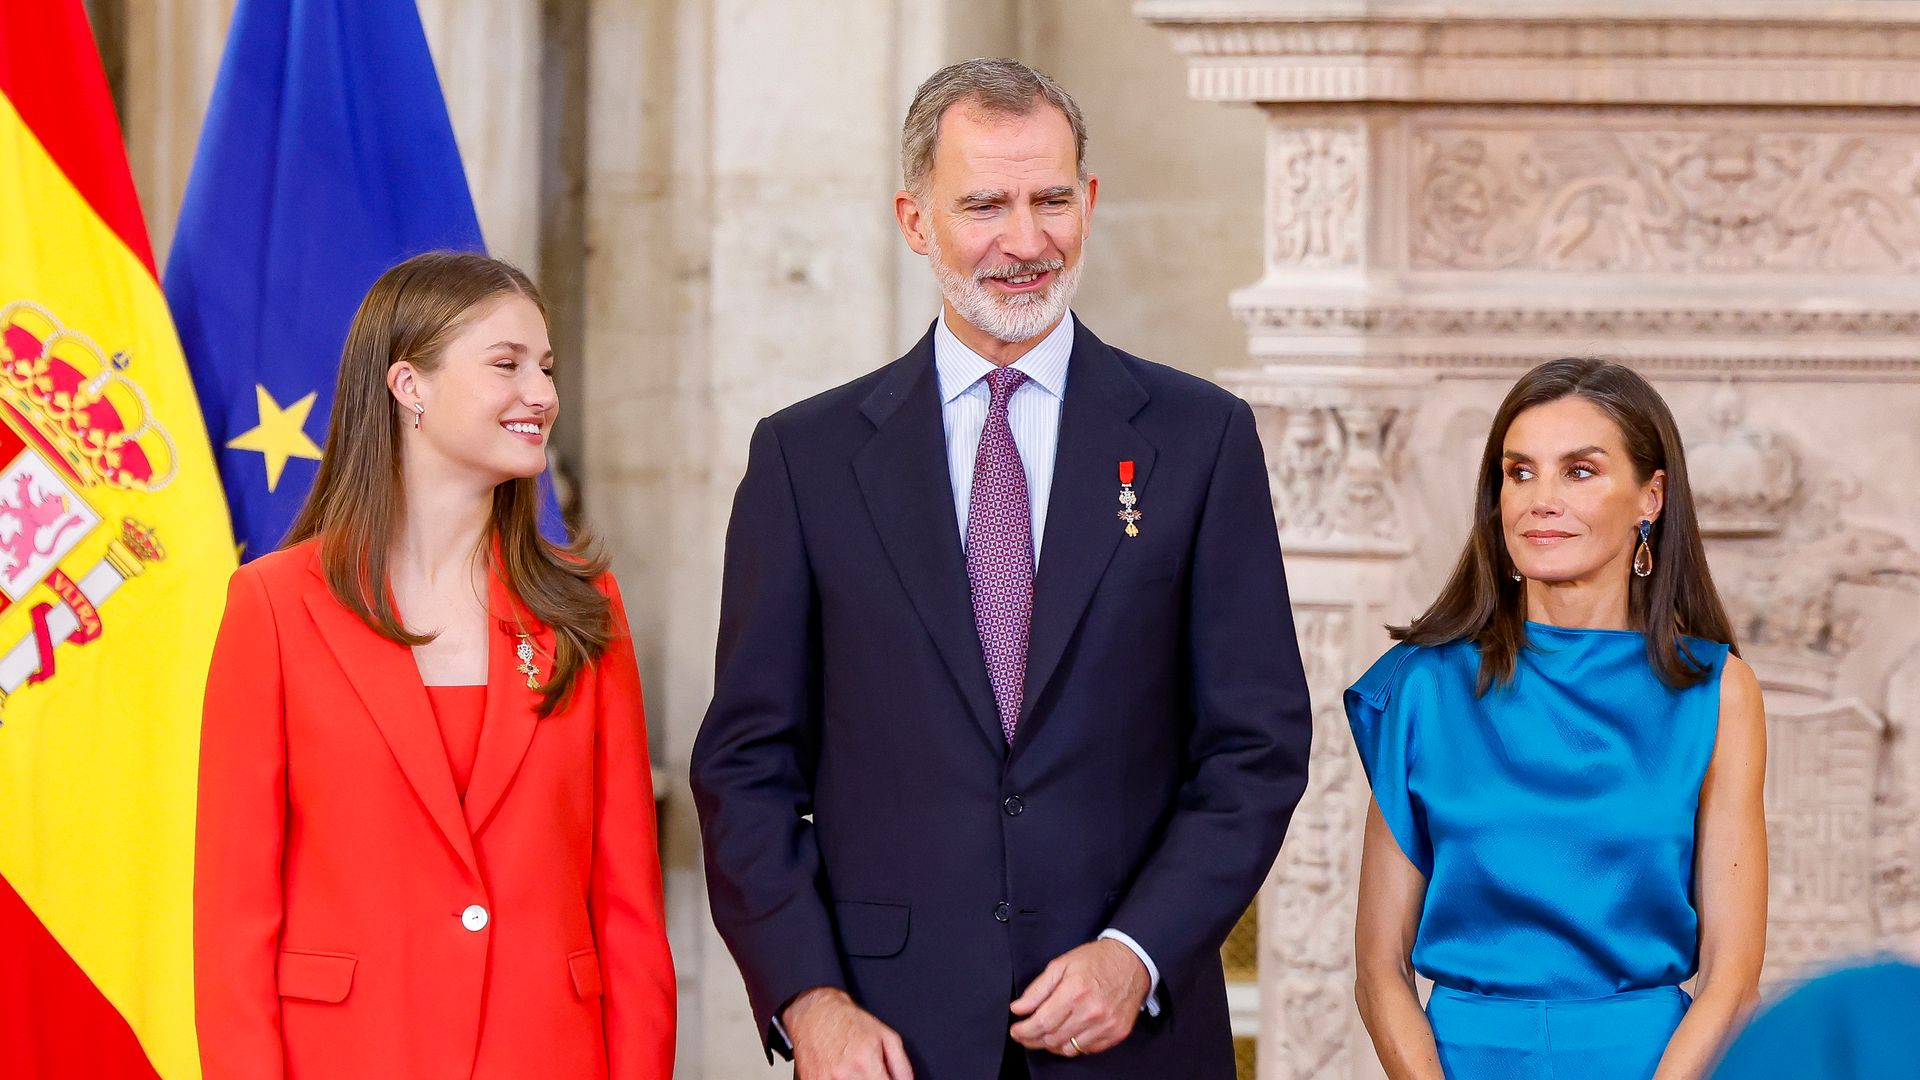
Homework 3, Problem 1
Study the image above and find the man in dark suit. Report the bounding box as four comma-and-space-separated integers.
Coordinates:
691, 58, 1312, 1079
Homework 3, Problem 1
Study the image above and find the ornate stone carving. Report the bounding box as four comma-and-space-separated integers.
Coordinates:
1234, 303, 1920, 342
1269, 125, 1363, 269
1255, 383, 1418, 558
1687, 382, 1800, 539
1877, 649, 1920, 942
1135, 7, 1920, 107
1765, 700, 1888, 983
1141, 13, 1920, 65
1718, 489, 1920, 699
1413, 128, 1920, 274
1261, 604, 1365, 1080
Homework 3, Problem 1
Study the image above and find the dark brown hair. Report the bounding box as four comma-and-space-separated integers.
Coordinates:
1395, 357, 1737, 692
284, 251, 610, 715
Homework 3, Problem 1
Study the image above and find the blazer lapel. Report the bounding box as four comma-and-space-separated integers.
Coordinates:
462, 567, 544, 836
851, 330, 1004, 751
302, 564, 479, 878
1016, 322, 1155, 749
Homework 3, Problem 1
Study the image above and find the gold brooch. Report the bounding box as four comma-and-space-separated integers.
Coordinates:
515, 632, 541, 689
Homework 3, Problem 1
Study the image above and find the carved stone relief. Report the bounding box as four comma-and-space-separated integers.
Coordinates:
1261, 603, 1367, 1080
1764, 700, 1888, 981
1269, 125, 1364, 270
1413, 127, 1920, 274
1252, 384, 1418, 558
1688, 382, 1799, 539
1877, 649, 1920, 942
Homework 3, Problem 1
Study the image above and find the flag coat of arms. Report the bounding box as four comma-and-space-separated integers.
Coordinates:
0, 3, 235, 1079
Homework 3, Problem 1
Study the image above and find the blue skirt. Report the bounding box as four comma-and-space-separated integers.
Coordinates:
1427, 984, 1689, 1080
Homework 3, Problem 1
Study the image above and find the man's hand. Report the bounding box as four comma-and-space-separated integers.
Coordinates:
1008, 938, 1151, 1057
783, 987, 914, 1080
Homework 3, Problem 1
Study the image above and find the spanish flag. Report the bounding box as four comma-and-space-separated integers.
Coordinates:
0, 4, 235, 1078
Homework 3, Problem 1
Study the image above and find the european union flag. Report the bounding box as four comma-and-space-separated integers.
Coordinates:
167, 0, 560, 556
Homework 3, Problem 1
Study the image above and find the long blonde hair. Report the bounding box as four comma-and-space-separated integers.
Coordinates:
284, 251, 609, 715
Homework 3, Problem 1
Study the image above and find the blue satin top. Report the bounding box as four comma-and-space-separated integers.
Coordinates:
1346, 624, 1730, 999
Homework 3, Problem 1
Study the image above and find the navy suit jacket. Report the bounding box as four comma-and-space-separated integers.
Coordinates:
691, 318, 1312, 1078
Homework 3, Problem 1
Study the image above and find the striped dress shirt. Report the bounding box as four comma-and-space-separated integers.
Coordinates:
934, 310, 1072, 562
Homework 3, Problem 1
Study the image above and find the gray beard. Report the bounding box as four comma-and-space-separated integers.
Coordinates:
928, 233, 1083, 345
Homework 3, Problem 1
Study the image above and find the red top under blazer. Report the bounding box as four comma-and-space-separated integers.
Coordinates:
195, 540, 674, 1080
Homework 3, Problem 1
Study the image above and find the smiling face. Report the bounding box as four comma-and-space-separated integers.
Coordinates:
390, 292, 555, 489
1500, 395, 1665, 586
895, 100, 1096, 349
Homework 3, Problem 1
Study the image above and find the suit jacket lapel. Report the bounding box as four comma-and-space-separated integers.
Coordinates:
851, 329, 1005, 752
1016, 322, 1155, 749
462, 568, 543, 836
302, 561, 479, 878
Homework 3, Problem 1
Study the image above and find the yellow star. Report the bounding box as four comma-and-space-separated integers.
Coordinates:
227, 385, 324, 492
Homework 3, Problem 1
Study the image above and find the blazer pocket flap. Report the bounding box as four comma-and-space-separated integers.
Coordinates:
277, 950, 355, 1003
568, 947, 603, 999
834, 900, 909, 958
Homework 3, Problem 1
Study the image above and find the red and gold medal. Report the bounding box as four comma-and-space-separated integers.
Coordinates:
1116, 460, 1142, 538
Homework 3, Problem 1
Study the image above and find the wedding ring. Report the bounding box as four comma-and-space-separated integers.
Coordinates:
1069, 1036, 1085, 1055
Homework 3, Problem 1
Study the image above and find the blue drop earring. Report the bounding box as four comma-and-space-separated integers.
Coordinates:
1633, 519, 1654, 578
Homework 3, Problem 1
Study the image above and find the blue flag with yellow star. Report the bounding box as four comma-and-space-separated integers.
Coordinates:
166, 0, 561, 557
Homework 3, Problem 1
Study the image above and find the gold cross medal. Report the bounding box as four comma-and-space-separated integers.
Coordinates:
515, 632, 542, 690
1116, 460, 1142, 538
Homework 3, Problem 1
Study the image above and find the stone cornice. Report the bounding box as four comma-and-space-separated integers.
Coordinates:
1136, 2, 1920, 106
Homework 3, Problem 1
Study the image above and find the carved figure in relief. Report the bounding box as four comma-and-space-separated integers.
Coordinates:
1270, 126, 1363, 268
1345, 360, 1766, 1080
1264, 395, 1413, 556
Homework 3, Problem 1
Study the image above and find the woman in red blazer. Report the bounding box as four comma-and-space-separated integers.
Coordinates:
196, 252, 674, 1080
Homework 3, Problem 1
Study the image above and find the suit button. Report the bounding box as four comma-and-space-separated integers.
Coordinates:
1003, 795, 1024, 816
461, 904, 489, 932
994, 902, 1011, 923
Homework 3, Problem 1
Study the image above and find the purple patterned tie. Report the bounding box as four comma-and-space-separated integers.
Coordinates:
966, 368, 1033, 744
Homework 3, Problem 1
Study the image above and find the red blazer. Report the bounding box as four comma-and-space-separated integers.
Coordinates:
195, 540, 674, 1080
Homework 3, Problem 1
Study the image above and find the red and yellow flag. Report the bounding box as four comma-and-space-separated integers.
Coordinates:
0, 4, 234, 1078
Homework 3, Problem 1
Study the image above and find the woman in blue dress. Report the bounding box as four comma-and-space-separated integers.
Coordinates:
1348, 358, 1768, 1080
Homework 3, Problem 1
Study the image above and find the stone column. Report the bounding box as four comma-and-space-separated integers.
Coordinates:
416, 0, 546, 273
1140, 3, 1920, 1078
118, 0, 235, 268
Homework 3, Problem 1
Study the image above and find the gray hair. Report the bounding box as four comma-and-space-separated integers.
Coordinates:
901, 58, 1087, 197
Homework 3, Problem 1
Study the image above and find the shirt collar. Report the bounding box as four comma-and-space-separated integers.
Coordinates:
933, 310, 1074, 405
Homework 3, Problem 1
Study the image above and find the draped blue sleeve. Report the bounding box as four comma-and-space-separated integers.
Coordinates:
1344, 643, 1433, 878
